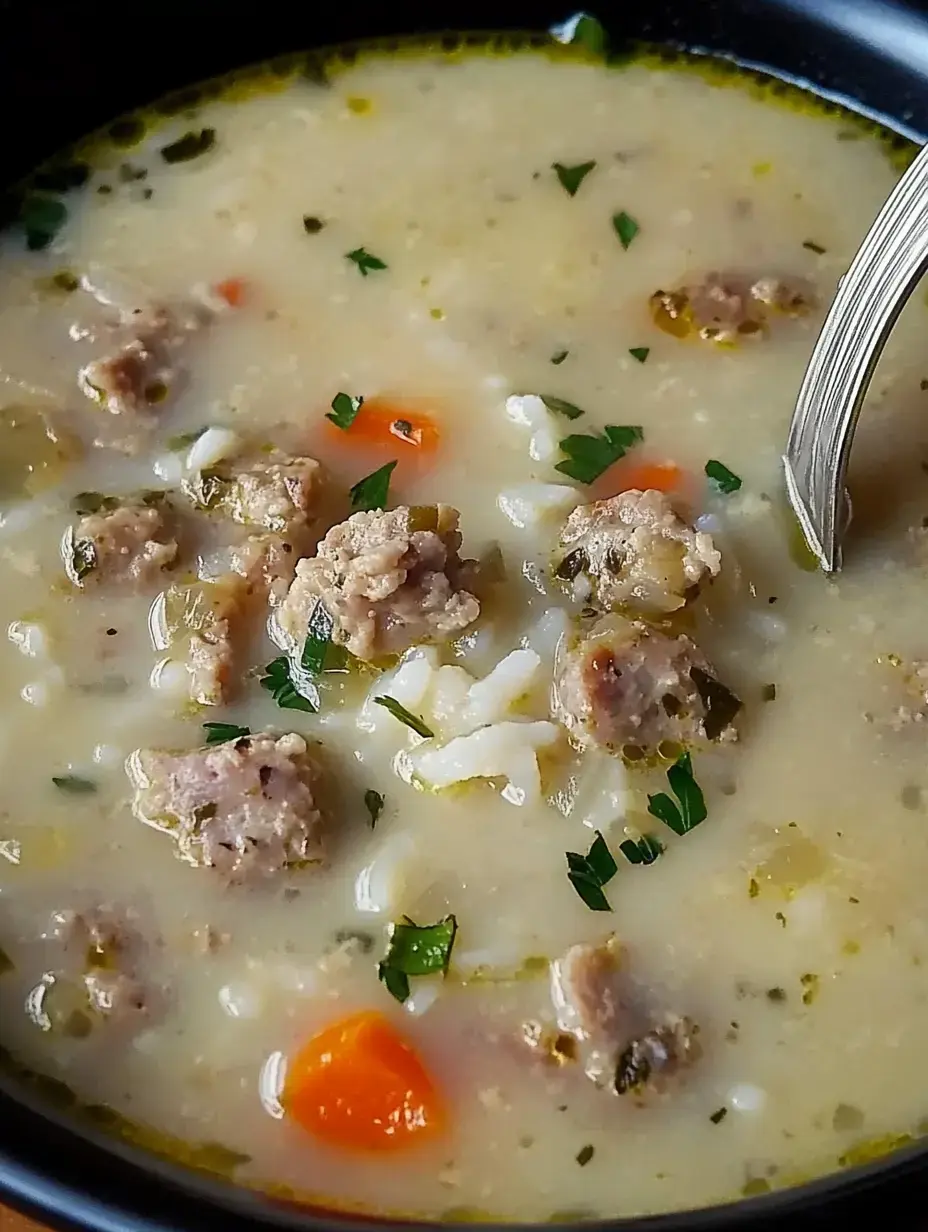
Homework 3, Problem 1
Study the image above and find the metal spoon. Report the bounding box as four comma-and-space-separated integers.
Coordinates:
783, 139, 928, 572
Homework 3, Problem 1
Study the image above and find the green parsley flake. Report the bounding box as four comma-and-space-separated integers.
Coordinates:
552, 161, 596, 197
349, 460, 397, 512
372, 695, 434, 739
378, 914, 457, 1003
705, 459, 743, 494
327, 392, 364, 430
647, 751, 707, 836
551, 349, 569, 365
612, 211, 640, 250
259, 657, 317, 713
566, 831, 618, 911
540, 394, 584, 421
160, 129, 216, 164
556, 425, 643, 484
628, 346, 650, 363
618, 834, 664, 866
346, 247, 388, 276
202, 722, 251, 746
51, 775, 97, 795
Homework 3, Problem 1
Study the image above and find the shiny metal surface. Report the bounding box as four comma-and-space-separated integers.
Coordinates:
784, 139, 928, 571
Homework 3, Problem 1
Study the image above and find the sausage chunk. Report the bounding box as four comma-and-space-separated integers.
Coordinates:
550, 938, 700, 1097
552, 615, 740, 756
127, 731, 325, 882
63, 494, 177, 589
650, 272, 815, 344
45, 904, 152, 1029
79, 300, 209, 420
278, 504, 480, 662
556, 489, 720, 615
183, 454, 325, 536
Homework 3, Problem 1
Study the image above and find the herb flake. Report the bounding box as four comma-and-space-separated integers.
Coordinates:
202, 722, 251, 746
303, 215, 325, 234
346, 247, 388, 276
52, 775, 97, 795
690, 668, 742, 740
647, 752, 707, 836
628, 346, 650, 364
540, 394, 585, 421
378, 914, 457, 1003
259, 657, 317, 713
612, 211, 640, 250
364, 789, 384, 827
20, 195, 68, 251
160, 129, 216, 165
553, 161, 596, 197
551, 349, 569, 365
372, 695, 434, 738
556, 424, 643, 484
350, 460, 397, 512
618, 834, 664, 865
705, 459, 743, 494
551, 12, 607, 54
802, 239, 826, 255
576, 1144, 595, 1166
327, 392, 364, 430
566, 831, 618, 911
710, 1107, 728, 1125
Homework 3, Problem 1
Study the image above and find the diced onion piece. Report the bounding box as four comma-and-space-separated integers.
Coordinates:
728, 1083, 767, 1114
259, 1051, 286, 1119
521, 607, 570, 670
186, 427, 241, 472
218, 980, 264, 1019
354, 833, 415, 915
504, 394, 560, 462
404, 978, 442, 1017
150, 657, 190, 697
430, 665, 473, 730
497, 483, 579, 530
8, 620, 49, 660
357, 647, 439, 736
152, 453, 184, 484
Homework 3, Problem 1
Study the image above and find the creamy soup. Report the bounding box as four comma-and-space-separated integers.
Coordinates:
1, 24, 928, 1223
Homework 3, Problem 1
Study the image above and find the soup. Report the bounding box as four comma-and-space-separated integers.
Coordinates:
1, 23, 927, 1222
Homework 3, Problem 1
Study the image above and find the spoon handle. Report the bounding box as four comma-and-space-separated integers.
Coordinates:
784, 140, 928, 572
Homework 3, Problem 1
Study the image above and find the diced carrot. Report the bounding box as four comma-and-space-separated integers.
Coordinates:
325, 398, 441, 457
284, 1010, 445, 1154
598, 459, 688, 499
215, 278, 247, 308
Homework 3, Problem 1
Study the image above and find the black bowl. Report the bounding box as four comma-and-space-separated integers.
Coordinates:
1, 0, 927, 1229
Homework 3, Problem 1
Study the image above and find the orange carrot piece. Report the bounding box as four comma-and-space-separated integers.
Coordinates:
601, 460, 687, 497
215, 278, 247, 308
284, 1010, 445, 1153
326, 398, 440, 456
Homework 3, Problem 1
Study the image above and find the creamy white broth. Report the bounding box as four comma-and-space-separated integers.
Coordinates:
1, 41, 928, 1222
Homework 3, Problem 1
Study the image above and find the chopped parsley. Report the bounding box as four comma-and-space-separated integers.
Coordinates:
552, 161, 596, 197
628, 346, 650, 363
690, 668, 742, 740
555, 424, 643, 484
761, 683, 777, 703
160, 129, 216, 164
372, 695, 434, 738
575, 1144, 595, 1166
20, 194, 68, 251
618, 834, 664, 866
647, 751, 707, 836
612, 210, 640, 250
300, 600, 337, 676
202, 722, 251, 746
540, 394, 584, 421
259, 657, 317, 713
705, 459, 743, 494
302, 215, 325, 234
802, 239, 826, 255
327, 391, 364, 430
345, 246, 388, 276
0, 946, 13, 975
51, 775, 97, 795
364, 789, 384, 827
378, 914, 457, 1003
710, 1107, 728, 1125
349, 460, 397, 512
551, 349, 569, 365
566, 831, 618, 912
